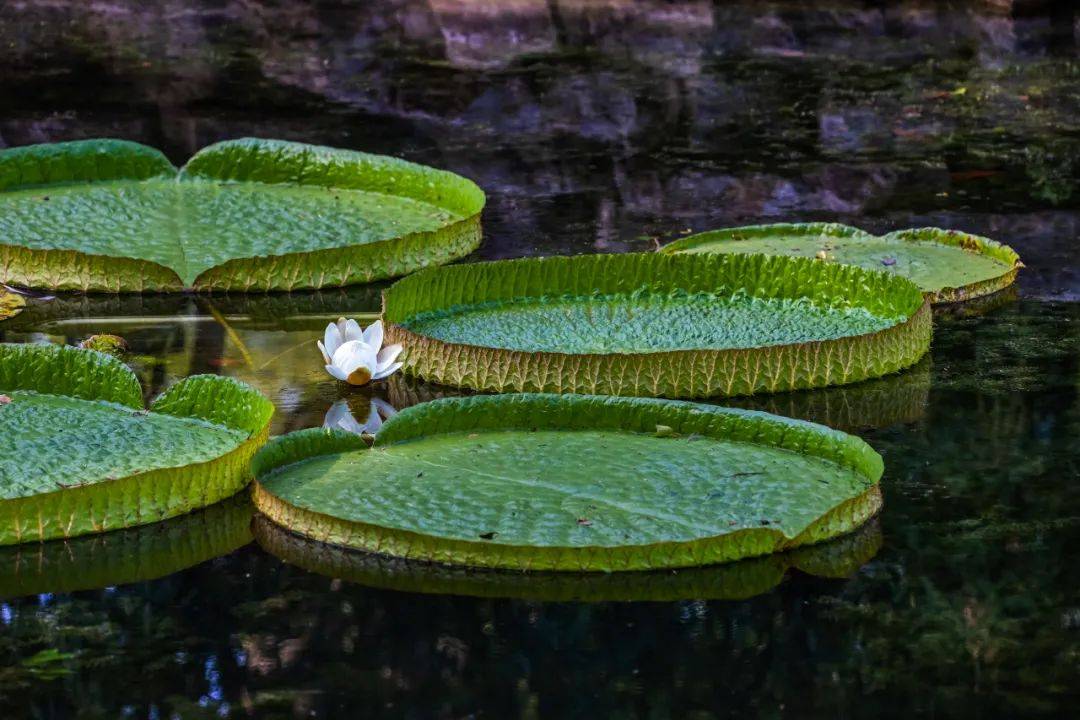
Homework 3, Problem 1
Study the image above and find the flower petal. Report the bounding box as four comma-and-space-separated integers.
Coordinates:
372, 361, 403, 380
362, 320, 384, 351
332, 340, 378, 377
343, 318, 364, 343
376, 343, 403, 371
325, 364, 348, 382
323, 322, 343, 359
316, 340, 331, 365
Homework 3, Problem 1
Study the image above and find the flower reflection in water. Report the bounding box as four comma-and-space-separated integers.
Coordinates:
323, 396, 397, 437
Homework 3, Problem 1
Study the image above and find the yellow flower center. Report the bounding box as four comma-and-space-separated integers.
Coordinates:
346, 366, 372, 386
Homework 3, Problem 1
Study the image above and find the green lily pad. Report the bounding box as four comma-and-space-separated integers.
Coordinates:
0, 495, 253, 597
252, 394, 884, 572
0, 138, 484, 292
384, 252, 931, 398
661, 223, 1021, 304
0, 342, 273, 544
254, 515, 881, 601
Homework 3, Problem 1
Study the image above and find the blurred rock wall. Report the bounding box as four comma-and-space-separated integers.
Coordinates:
0, 0, 1076, 297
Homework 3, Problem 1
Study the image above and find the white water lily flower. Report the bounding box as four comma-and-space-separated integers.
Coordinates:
318, 318, 403, 385
323, 398, 397, 436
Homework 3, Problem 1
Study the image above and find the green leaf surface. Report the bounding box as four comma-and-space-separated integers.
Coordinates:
384, 252, 932, 398
404, 290, 899, 353
0, 342, 273, 544
0, 138, 484, 291
253, 515, 882, 602
0, 342, 142, 407
253, 394, 883, 572
661, 222, 1021, 303
1, 392, 246, 499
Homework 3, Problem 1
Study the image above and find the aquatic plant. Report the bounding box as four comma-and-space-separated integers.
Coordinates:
252, 394, 883, 572
383, 252, 931, 398
0, 138, 485, 292
0, 342, 273, 544
661, 222, 1022, 304
318, 318, 403, 386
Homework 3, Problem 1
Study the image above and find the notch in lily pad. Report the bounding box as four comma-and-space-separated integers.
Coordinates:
0, 138, 485, 292
0, 342, 274, 544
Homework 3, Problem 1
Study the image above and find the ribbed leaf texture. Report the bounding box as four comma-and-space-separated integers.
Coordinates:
661, 222, 1021, 303
385, 357, 932, 434
0, 342, 273, 544
0, 138, 484, 292
253, 394, 884, 572
383, 252, 931, 398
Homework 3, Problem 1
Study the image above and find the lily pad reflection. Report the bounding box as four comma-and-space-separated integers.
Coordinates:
0, 495, 253, 598
254, 516, 881, 602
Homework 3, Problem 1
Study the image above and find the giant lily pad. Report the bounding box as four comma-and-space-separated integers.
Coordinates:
0, 495, 252, 597
0, 138, 485, 292
0, 342, 273, 544
383, 252, 931, 398
661, 223, 1022, 304
252, 394, 884, 572
254, 515, 881, 601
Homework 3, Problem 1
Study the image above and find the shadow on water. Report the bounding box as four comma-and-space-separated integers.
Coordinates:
252, 515, 884, 603
0, 495, 254, 598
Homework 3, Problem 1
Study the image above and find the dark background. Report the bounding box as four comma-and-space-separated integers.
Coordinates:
1, 0, 1076, 296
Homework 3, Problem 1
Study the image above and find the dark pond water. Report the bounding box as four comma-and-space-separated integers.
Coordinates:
1, 1, 1078, 717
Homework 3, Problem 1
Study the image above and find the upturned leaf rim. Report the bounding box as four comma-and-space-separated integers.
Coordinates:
382, 252, 932, 398
252, 393, 884, 572
0, 342, 274, 544
660, 222, 1022, 304
0, 137, 485, 292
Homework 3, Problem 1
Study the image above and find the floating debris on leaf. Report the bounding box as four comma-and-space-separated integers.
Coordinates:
79, 334, 128, 357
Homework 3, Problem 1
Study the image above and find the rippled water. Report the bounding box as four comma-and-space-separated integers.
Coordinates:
1, 1, 1078, 717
